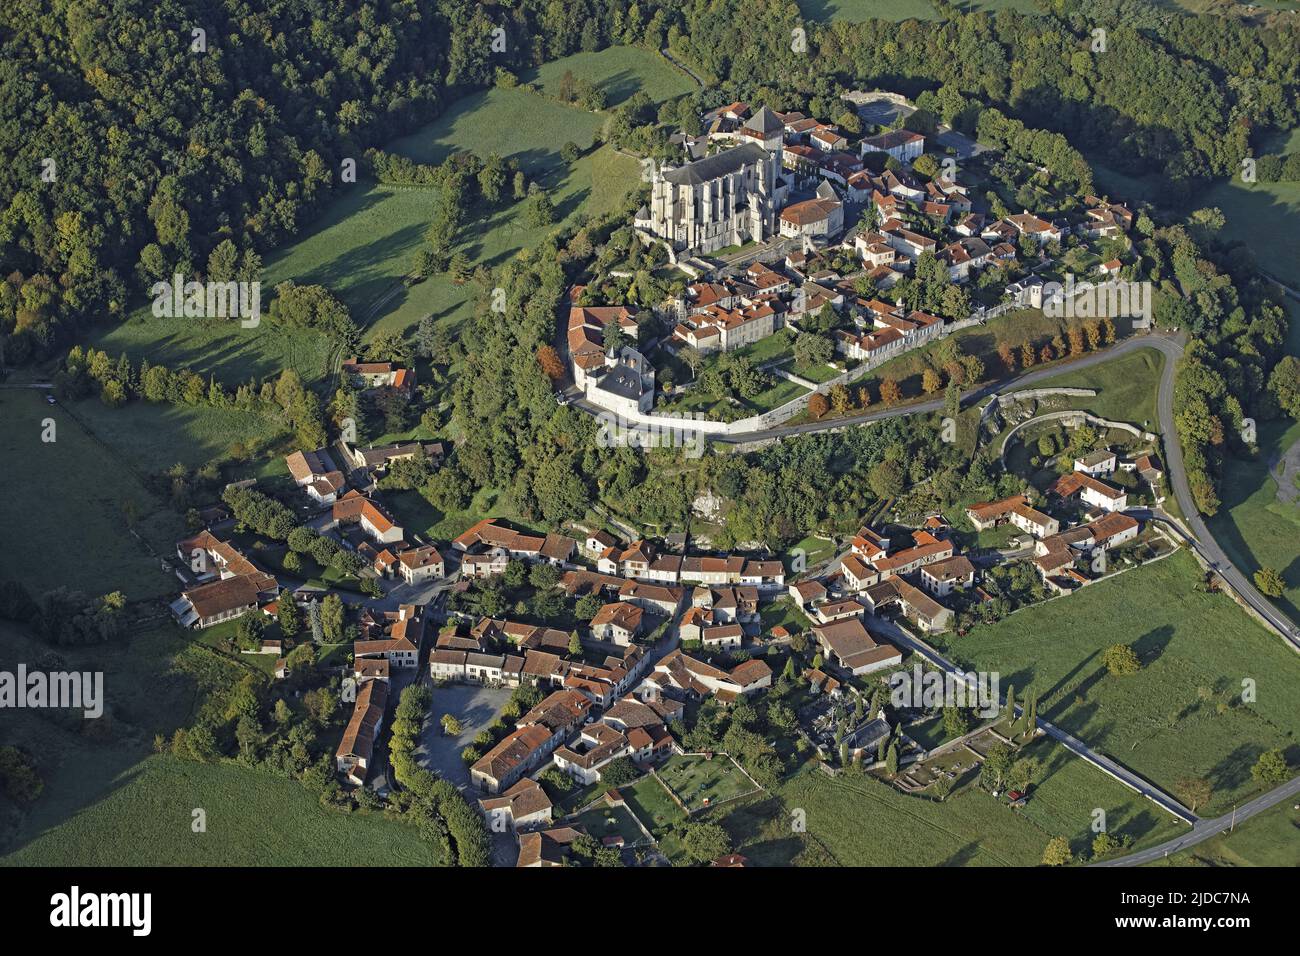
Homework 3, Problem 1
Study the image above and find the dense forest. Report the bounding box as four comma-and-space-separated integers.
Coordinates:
0, 0, 685, 362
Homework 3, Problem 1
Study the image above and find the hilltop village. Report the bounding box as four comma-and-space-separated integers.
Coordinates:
566, 97, 1135, 424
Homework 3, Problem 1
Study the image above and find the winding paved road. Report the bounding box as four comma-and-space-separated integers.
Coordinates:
715, 330, 1183, 444
1092, 774, 1300, 867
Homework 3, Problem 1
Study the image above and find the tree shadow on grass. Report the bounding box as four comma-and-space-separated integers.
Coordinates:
1206, 742, 1267, 799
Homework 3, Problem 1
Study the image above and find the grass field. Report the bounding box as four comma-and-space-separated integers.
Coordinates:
86, 308, 335, 388
0, 755, 441, 867
1008, 346, 1165, 430
569, 800, 653, 847
726, 734, 1187, 866
1205, 126, 1300, 287
264, 84, 636, 341
1206, 418, 1300, 624
797, 0, 1040, 21
0, 618, 439, 867
66, 397, 289, 475
383, 484, 528, 543
654, 753, 761, 814
941, 550, 1300, 815
1156, 800, 1300, 867
0, 389, 181, 600
523, 47, 695, 107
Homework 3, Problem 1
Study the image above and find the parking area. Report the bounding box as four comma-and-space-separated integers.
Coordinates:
413, 681, 512, 788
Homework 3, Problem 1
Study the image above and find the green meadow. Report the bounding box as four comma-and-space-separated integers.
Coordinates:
942, 550, 1300, 816
1206, 126, 1300, 287
0, 389, 181, 601
717, 735, 1186, 867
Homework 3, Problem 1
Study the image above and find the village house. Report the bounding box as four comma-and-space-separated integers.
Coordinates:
859, 128, 925, 163
839, 553, 881, 592
701, 623, 744, 650
335, 679, 388, 786
284, 448, 346, 505
695, 585, 761, 625
170, 531, 278, 629
1049, 470, 1128, 512
778, 182, 845, 242
453, 518, 575, 572
520, 688, 594, 741
396, 544, 445, 584
589, 602, 646, 646
965, 494, 1061, 538
479, 778, 554, 832
516, 826, 585, 867
617, 579, 685, 618
653, 649, 771, 702
919, 554, 976, 598
788, 578, 829, 609
872, 529, 955, 579
1032, 512, 1141, 589
471, 724, 554, 794
551, 722, 633, 786
353, 604, 424, 669
813, 598, 866, 624
1074, 449, 1118, 476
812, 617, 902, 675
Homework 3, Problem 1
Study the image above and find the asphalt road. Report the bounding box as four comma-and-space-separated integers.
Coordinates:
1092, 774, 1300, 867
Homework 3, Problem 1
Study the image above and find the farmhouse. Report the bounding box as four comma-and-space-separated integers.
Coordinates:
284, 448, 346, 504
341, 358, 415, 395
335, 679, 388, 786
965, 494, 1060, 538
170, 531, 278, 629
863, 576, 953, 633
328, 490, 404, 545
342, 440, 446, 478
812, 617, 902, 675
